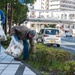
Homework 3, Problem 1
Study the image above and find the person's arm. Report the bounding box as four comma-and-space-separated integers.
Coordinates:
1, 10, 5, 23
29, 38, 36, 53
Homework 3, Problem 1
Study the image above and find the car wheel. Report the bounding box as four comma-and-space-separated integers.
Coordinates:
57, 44, 60, 47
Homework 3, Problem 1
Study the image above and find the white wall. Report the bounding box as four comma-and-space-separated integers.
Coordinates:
33, 0, 41, 10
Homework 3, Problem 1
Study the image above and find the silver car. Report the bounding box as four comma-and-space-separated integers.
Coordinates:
66, 31, 72, 37
37, 28, 61, 47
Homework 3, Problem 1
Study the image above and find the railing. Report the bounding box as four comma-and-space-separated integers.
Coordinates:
28, 10, 75, 21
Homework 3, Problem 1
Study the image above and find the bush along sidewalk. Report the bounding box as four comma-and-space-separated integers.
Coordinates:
28, 44, 75, 75
1, 36, 11, 49
2, 37, 75, 75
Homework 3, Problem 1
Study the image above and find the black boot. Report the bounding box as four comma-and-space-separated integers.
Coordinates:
14, 57, 20, 61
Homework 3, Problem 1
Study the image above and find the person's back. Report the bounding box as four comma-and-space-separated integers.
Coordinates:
10, 25, 36, 60
10, 26, 31, 40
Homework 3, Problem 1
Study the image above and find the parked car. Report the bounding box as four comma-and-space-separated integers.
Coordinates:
66, 31, 72, 37
37, 28, 61, 47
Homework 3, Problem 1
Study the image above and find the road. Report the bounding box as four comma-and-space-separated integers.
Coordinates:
59, 36, 75, 54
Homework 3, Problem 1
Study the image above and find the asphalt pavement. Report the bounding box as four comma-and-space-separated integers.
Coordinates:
59, 36, 75, 54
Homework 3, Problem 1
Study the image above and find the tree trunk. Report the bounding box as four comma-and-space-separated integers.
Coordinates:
5, 3, 8, 35
9, 4, 14, 35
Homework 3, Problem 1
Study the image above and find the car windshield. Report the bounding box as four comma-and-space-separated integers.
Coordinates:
45, 29, 59, 35
66, 32, 72, 34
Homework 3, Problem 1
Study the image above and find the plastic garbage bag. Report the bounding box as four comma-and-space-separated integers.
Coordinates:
0, 24, 7, 41
5, 37, 24, 58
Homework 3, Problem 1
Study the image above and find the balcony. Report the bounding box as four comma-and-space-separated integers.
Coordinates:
28, 10, 75, 22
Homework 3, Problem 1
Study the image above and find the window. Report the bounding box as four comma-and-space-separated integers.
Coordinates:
65, 14, 67, 19
45, 29, 59, 35
69, 14, 74, 19
39, 29, 44, 34
61, 14, 63, 19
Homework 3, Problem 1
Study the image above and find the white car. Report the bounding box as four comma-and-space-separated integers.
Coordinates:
66, 31, 72, 37
37, 28, 61, 47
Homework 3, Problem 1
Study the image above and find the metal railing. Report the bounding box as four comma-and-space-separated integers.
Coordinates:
28, 10, 75, 20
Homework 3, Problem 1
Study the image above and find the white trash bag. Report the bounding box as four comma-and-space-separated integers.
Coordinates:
0, 24, 7, 41
5, 37, 24, 58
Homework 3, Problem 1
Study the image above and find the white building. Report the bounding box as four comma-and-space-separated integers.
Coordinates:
33, 0, 75, 11
49, 0, 75, 11
27, 0, 75, 33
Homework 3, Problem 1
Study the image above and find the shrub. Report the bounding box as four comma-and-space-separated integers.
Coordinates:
63, 61, 75, 75
52, 50, 72, 62
35, 44, 72, 62
1, 36, 11, 48
29, 44, 72, 72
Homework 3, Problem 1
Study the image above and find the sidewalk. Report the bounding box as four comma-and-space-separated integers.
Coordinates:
0, 45, 42, 75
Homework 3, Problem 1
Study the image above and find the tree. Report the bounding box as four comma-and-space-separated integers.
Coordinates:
44, 24, 56, 28
13, 4, 28, 24
49, 24, 56, 28
0, 0, 35, 34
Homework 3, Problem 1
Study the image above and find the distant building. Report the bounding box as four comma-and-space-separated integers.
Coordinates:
33, 0, 75, 11
26, 0, 75, 33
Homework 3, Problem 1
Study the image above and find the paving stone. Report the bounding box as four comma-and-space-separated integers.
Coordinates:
1, 64, 20, 75
0, 45, 42, 75
25, 66, 32, 71
23, 70, 36, 75
11, 60, 21, 64
23, 67, 36, 75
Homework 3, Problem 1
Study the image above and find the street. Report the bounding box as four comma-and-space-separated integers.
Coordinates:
46, 36, 75, 54
56, 36, 75, 54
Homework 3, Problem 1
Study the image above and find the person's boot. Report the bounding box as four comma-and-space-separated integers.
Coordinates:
14, 57, 20, 61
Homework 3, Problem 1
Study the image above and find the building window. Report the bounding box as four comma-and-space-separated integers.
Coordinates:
70, 25, 74, 28
61, 14, 63, 19
69, 14, 74, 19
65, 25, 70, 28
65, 14, 67, 19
